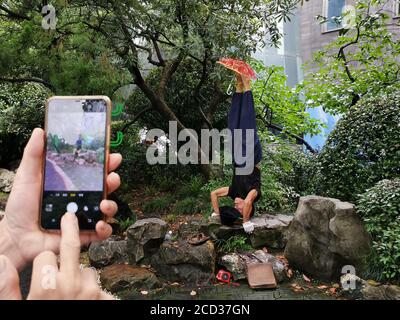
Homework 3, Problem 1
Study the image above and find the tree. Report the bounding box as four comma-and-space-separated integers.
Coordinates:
0, 0, 302, 177
250, 60, 322, 153
300, 0, 400, 115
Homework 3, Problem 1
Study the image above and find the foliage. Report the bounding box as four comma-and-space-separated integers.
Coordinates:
176, 176, 205, 199
0, 0, 302, 177
316, 91, 400, 201
357, 179, 400, 282
250, 60, 323, 139
172, 196, 206, 215
0, 82, 48, 165
142, 194, 174, 214
301, 0, 400, 114
125, 60, 230, 134
215, 235, 252, 253
116, 216, 137, 233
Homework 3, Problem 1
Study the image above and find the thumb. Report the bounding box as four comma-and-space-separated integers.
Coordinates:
13, 128, 45, 186
0, 255, 22, 300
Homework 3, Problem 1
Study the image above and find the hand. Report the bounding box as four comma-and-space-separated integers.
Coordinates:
0, 213, 114, 300
0, 128, 122, 270
243, 221, 255, 234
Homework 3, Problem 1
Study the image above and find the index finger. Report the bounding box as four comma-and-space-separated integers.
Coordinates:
59, 212, 81, 277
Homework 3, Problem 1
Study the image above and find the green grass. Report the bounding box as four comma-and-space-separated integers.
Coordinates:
214, 235, 252, 253
116, 216, 136, 232
173, 197, 201, 214
142, 194, 174, 214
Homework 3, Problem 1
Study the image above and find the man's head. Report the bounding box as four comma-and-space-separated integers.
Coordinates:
234, 197, 245, 214
234, 197, 255, 216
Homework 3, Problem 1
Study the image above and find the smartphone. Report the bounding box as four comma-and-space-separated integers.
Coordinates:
40, 96, 111, 231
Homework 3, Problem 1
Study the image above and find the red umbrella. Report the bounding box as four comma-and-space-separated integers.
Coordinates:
217, 58, 257, 80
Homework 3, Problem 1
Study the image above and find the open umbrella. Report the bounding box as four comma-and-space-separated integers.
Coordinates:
217, 58, 257, 80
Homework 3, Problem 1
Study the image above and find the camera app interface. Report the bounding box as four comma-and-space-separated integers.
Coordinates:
41, 99, 107, 230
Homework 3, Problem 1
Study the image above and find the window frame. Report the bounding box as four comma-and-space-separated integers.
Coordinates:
322, 0, 346, 33
394, 0, 400, 18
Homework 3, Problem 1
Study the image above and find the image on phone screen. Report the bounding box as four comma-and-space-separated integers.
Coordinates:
41, 98, 109, 230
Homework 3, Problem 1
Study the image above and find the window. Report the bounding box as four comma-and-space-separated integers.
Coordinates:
323, 0, 346, 32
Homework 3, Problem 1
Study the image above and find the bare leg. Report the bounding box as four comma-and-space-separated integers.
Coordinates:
235, 73, 244, 93
242, 189, 258, 223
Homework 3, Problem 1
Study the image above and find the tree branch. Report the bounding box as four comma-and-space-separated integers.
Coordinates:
0, 5, 29, 20
121, 106, 152, 133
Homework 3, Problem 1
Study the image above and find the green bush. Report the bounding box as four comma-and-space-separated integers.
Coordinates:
316, 91, 400, 201
0, 83, 49, 166
357, 179, 400, 282
177, 176, 205, 199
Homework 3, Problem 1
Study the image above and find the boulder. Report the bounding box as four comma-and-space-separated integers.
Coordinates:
178, 216, 208, 239
127, 218, 167, 264
362, 284, 400, 300
0, 168, 15, 193
284, 195, 372, 280
151, 240, 216, 283
100, 264, 160, 294
340, 274, 400, 300
250, 214, 293, 249
206, 222, 246, 240
88, 236, 128, 268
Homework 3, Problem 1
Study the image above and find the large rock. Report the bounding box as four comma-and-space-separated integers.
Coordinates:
88, 236, 128, 268
340, 274, 400, 300
0, 168, 15, 193
284, 195, 372, 280
151, 240, 216, 283
206, 222, 246, 240
250, 214, 293, 249
178, 216, 208, 239
362, 284, 400, 300
100, 264, 161, 294
127, 218, 167, 265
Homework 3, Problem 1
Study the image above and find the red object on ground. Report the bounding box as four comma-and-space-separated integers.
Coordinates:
217, 58, 257, 80
216, 270, 232, 284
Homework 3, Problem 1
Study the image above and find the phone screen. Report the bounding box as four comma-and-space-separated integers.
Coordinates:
41, 97, 109, 230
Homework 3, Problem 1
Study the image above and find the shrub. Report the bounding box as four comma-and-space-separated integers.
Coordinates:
316, 91, 400, 201
357, 179, 400, 282
177, 176, 205, 199
0, 83, 49, 166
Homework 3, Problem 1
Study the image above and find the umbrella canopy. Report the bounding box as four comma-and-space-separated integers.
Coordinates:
217, 58, 257, 80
